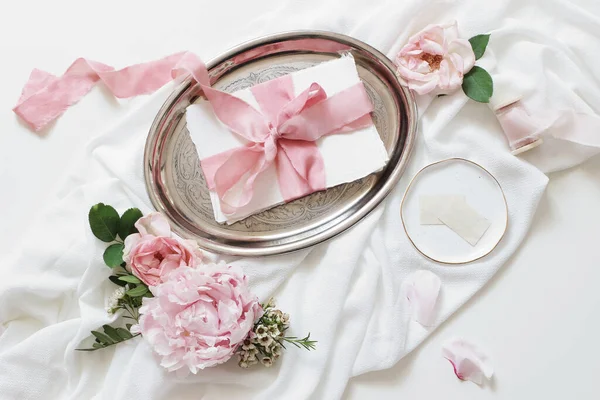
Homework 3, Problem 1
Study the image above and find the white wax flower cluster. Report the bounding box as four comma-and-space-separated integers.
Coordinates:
237, 300, 290, 368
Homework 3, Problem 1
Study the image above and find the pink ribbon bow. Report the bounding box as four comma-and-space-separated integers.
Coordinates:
198, 73, 374, 214
13, 51, 374, 213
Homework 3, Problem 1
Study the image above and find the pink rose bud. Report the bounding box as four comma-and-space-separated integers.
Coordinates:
122, 212, 203, 286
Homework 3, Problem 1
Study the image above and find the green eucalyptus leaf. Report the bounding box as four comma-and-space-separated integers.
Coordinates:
103, 244, 125, 268
469, 34, 490, 60
462, 66, 494, 103
109, 275, 128, 287
126, 323, 133, 331
116, 327, 134, 340
102, 325, 122, 342
89, 203, 120, 242
91, 330, 114, 345
126, 285, 149, 297
118, 275, 141, 284
118, 208, 143, 240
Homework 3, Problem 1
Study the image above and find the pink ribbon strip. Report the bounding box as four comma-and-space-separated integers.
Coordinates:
14, 52, 374, 213
13, 52, 202, 132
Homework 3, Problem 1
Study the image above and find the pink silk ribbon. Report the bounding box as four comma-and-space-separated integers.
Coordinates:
14, 51, 374, 214
198, 71, 374, 214
13, 52, 199, 132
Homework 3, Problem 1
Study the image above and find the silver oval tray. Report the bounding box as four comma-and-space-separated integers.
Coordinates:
144, 31, 417, 256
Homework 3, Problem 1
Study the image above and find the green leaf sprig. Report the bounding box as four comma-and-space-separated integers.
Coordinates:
77, 203, 149, 352
77, 324, 140, 351
89, 204, 143, 268
462, 34, 494, 103
281, 333, 317, 351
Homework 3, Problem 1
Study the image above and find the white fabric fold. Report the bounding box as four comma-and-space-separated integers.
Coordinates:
1, 0, 599, 399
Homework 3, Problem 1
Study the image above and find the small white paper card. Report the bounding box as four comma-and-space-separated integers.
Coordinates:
186, 56, 389, 224
419, 195, 466, 225
436, 197, 492, 246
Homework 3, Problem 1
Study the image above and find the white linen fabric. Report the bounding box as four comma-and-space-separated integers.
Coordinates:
1, 0, 598, 399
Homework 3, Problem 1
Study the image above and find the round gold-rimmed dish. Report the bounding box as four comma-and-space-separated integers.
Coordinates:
400, 158, 508, 264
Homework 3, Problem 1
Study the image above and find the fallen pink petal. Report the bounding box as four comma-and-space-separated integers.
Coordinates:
403, 270, 441, 326
442, 337, 494, 385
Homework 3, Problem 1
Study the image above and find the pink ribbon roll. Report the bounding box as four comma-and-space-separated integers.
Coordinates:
494, 100, 544, 155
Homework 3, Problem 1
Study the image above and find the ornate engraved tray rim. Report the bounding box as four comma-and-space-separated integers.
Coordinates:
144, 31, 417, 256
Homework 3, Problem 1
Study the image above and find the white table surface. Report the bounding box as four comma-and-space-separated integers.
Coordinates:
1, 1, 599, 398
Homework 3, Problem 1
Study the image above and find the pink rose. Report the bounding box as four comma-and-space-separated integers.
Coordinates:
395, 22, 475, 95
135, 212, 172, 237
132, 262, 261, 374
123, 212, 203, 286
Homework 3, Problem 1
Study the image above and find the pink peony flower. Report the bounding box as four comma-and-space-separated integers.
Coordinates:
123, 212, 203, 286
132, 262, 261, 374
395, 22, 475, 95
